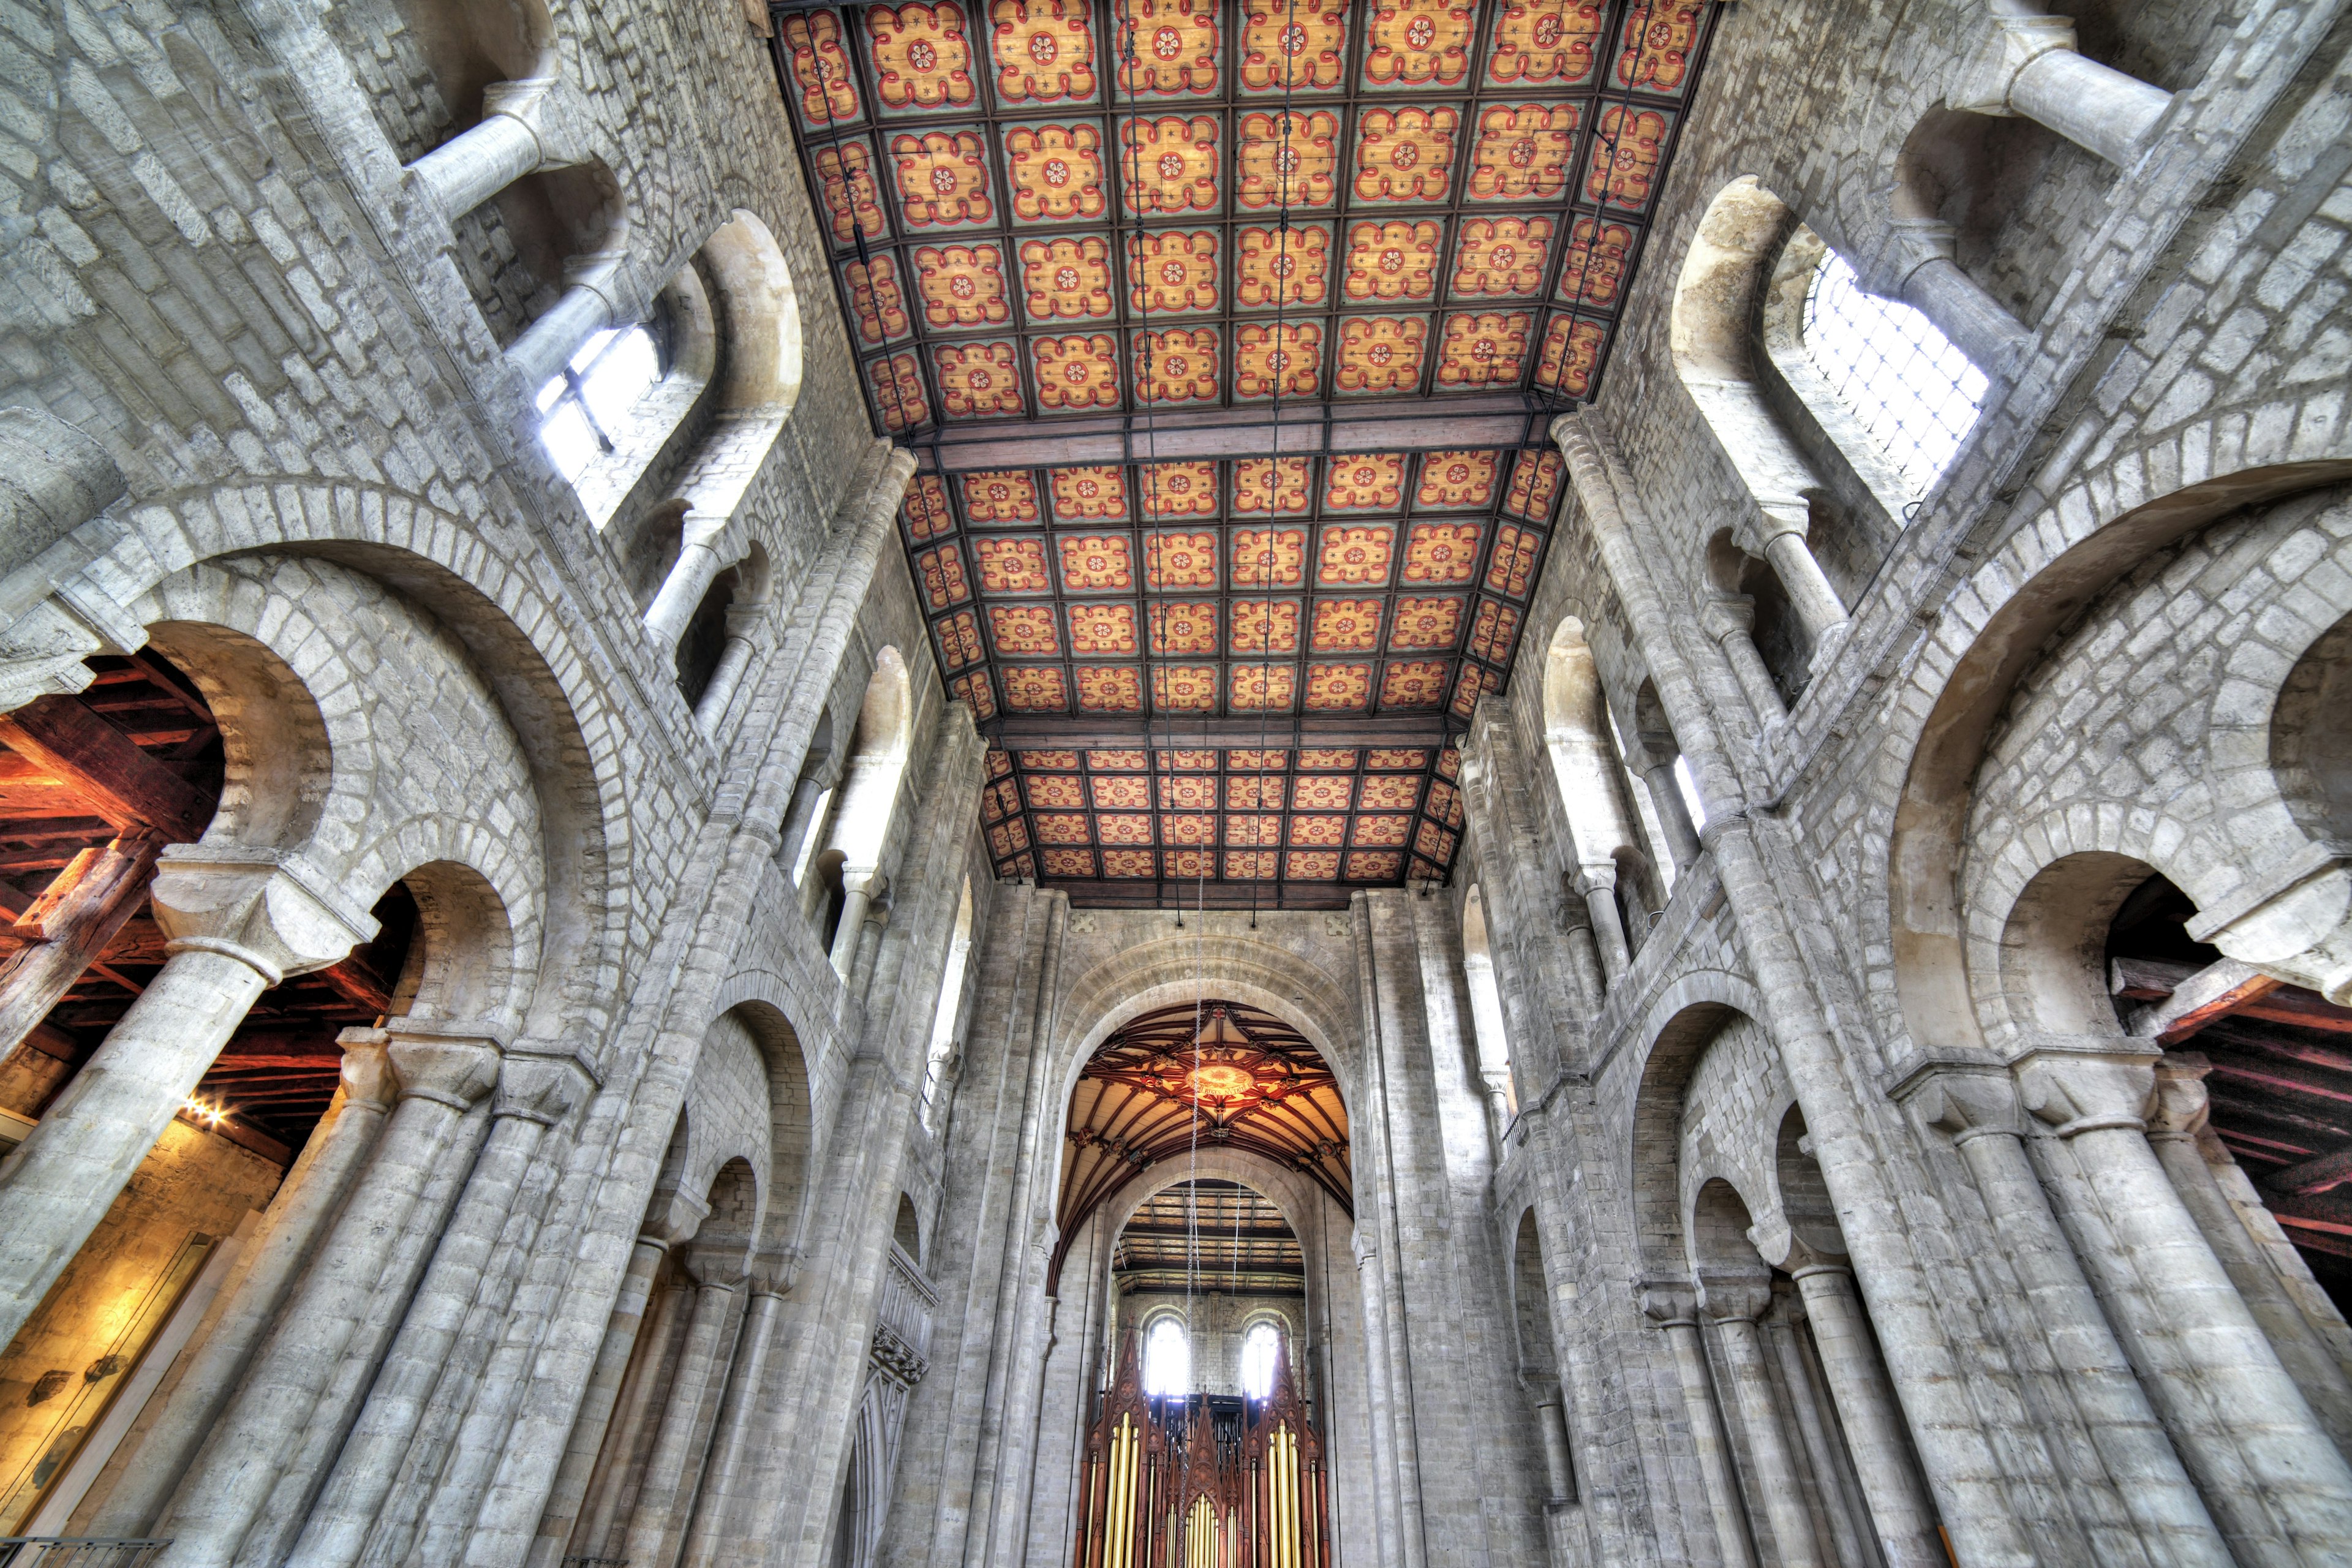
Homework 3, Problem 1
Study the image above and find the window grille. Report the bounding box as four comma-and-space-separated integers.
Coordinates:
536, 325, 662, 481
1801, 252, 1987, 494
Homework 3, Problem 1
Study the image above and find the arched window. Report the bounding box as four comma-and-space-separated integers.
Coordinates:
1144, 1317, 1191, 1397
1541, 619, 1660, 978
1801, 250, 1988, 493
1240, 1321, 1281, 1401
1460, 886, 1518, 1133
536, 323, 663, 480
920, 878, 975, 1129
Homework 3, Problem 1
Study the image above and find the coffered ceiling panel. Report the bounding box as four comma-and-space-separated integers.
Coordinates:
772, 0, 1720, 902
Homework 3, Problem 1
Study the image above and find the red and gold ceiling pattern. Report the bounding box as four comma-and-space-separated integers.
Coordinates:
780, 0, 1716, 426
775, 1, 1719, 900
1058, 1001, 1348, 1279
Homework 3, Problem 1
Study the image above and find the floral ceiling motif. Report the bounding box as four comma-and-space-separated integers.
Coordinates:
778, 0, 1717, 902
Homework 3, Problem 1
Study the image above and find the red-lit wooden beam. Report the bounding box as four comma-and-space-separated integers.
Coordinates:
0, 696, 214, 842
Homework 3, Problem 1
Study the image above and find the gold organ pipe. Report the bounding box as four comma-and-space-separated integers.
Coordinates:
1109, 1422, 1133, 1568
1281, 1430, 1298, 1568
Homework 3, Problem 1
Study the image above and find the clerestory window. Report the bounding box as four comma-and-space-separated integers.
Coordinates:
1240, 1321, 1281, 1401
1144, 1317, 1191, 1398
1801, 251, 1987, 494
537, 323, 663, 481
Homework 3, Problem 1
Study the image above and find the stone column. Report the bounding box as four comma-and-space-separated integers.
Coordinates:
156, 1021, 502, 1568
831, 869, 881, 977
2023, 1054, 2352, 1562
1751, 508, 1847, 652
1638, 761, 1702, 875
645, 513, 740, 650
1553, 897, 1608, 1014
89, 1034, 397, 1536
1640, 1282, 1756, 1568
1786, 1256, 1947, 1568
288, 1057, 584, 1568
0, 846, 373, 1354
1702, 597, 1785, 725
694, 605, 764, 736
405, 78, 555, 219
1764, 1295, 1874, 1568
526, 1234, 671, 1568
620, 1267, 744, 1568
679, 1265, 791, 1567
1953, 13, 2172, 167
1579, 865, 1632, 983
508, 251, 628, 392
1701, 1276, 1824, 1568
1910, 1069, 2230, 1567
1887, 221, 2030, 380
568, 1272, 692, 1564
1525, 1379, 1577, 1505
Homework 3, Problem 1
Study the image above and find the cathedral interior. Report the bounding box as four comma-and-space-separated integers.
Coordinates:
0, 0, 2348, 1565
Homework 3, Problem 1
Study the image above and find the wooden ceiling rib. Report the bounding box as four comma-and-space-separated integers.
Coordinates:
1057, 1001, 1346, 1283
1115, 1179, 1304, 1295
774, 0, 1720, 903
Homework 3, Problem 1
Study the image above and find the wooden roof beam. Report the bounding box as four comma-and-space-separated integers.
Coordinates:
0, 696, 214, 842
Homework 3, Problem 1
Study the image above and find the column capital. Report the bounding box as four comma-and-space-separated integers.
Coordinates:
1701, 594, 1757, 641
2147, 1053, 2214, 1142
492, 1054, 591, 1126
1952, 13, 2078, 116
2017, 1052, 2156, 1137
333, 1028, 399, 1112
1635, 1276, 1697, 1327
150, 846, 379, 986
1903, 1066, 2025, 1146
383, 1018, 508, 1110
1696, 1271, 1773, 1324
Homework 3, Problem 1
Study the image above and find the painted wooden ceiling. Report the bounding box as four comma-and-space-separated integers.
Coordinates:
775, 0, 1719, 901
1056, 1001, 1348, 1283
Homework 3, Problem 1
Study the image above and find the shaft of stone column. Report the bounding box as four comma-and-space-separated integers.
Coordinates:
645, 526, 730, 650
777, 778, 826, 878
526, 1238, 669, 1568
1531, 1391, 1576, 1504
1760, 532, 1848, 647
1938, 1116, 2231, 1566
0, 835, 162, 1066
156, 1035, 498, 1568
1899, 257, 2029, 382
1581, 883, 1630, 981
1790, 1265, 1946, 1568
407, 114, 543, 222
1703, 600, 1785, 728
288, 1104, 559, 1568
830, 882, 873, 977
621, 1278, 741, 1568
0, 946, 268, 1352
2070, 1118, 2352, 1552
1640, 763, 1702, 872
1706, 1295, 1824, 1568
679, 1285, 785, 1568
1765, 1307, 1875, 1568
89, 1040, 396, 1536
2010, 47, 2170, 167
507, 284, 617, 396
694, 635, 756, 736
1655, 1311, 1757, 1568
570, 1278, 692, 1563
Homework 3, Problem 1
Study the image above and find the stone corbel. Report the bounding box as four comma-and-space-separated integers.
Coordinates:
2146, 1053, 2214, 1144
149, 845, 380, 986
643, 1186, 714, 1251
1950, 13, 2079, 117
2185, 845, 2352, 1006
492, 1052, 592, 1128
1733, 499, 1812, 559
747, 1245, 801, 1298
333, 1027, 401, 1112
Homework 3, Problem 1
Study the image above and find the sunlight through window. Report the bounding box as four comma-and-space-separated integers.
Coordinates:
1144, 1317, 1191, 1398
1802, 252, 1986, 494
537, 325, 661, 481
1241, 1321, 1280, 1400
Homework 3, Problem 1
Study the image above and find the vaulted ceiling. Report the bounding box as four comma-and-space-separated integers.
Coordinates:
1057, 1000, 1348, 1280
775, 0, 1719, 901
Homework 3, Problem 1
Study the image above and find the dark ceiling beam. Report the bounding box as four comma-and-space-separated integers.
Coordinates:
1055, 881, 1356, 911
908, 398, 1558, 475
0, 696, 213, 842
987, 715, 1452, 750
